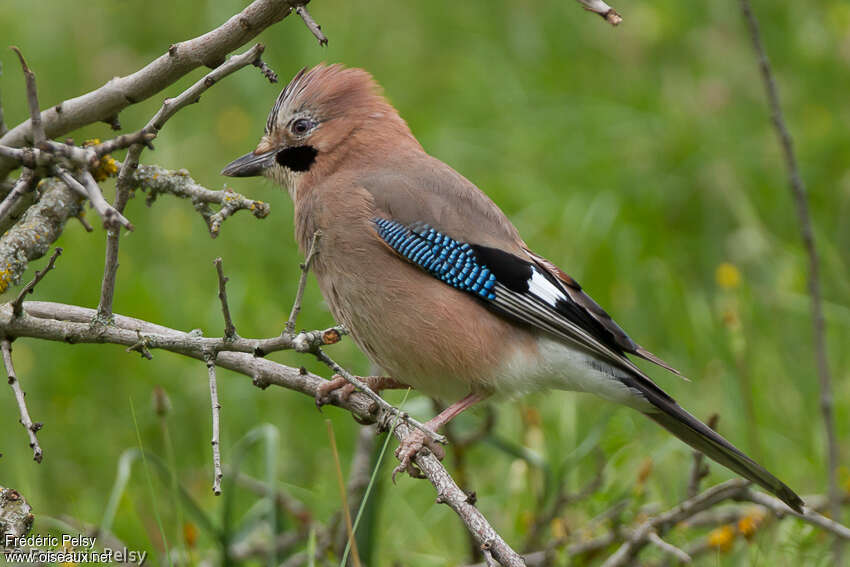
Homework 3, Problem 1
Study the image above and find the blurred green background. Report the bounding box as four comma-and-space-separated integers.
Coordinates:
0, 0, 848, 565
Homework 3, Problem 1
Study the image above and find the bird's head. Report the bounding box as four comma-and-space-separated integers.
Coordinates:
222, 64, 416, 196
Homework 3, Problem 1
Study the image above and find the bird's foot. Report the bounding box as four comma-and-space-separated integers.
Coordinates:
315, 375, 405, 408
392, 428, 445, 482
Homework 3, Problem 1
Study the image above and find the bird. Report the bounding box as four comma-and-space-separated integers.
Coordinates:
222, 64, 804, 512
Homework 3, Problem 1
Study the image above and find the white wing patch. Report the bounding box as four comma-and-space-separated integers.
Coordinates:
528, 269, 567, 307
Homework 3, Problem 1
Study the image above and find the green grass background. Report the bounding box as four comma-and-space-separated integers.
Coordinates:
0, 0, 848, 564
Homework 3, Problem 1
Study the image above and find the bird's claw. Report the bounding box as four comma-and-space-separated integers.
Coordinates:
391, 428, 446, 483
314, 374, 356, 409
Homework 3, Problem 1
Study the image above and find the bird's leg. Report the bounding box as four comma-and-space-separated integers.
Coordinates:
393, 392, 488, 481
315, 375, 408, 407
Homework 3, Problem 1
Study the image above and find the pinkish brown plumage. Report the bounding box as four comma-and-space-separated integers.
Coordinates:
222, 64, 803, 511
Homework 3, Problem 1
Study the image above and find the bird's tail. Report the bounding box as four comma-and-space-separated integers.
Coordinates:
638, 388, 804, 512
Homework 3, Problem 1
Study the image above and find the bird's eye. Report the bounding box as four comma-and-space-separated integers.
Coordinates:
291, 118, 313, 136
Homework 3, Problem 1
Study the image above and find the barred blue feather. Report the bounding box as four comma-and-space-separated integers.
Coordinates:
374, 218, 497, 300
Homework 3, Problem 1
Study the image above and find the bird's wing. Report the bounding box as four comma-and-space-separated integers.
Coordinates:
523, 249, 684, 377
371, 217, 804, 512
371, 218, 671, 394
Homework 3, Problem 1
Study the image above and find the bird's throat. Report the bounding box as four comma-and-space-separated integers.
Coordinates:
276, 145, 318, 172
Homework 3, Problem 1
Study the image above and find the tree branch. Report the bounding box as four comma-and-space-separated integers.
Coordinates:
9, 47, 45, 146
0, 299, 525, 565
0, 179, 81, 294
737, 0, 842, 558
574, 0, 622, 26
0, 0, 310, 180
2, 339, 43, 463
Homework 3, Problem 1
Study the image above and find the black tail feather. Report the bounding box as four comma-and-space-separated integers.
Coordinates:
628, 379, 804, 512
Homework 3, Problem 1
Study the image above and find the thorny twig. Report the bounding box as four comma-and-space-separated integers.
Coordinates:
574, 0, 622, 26
286, 230, 321, 334
214, 258, 237, 339
11, 248, 62, 318
2, 339, 43, 463
205, 351, 223, 495
295, 4, 329, 45
738, 0, 842, 559
9, 47, 44, 146
0, 170, 35, 225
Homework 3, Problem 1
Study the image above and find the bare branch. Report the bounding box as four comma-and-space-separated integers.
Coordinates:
205, 351, 223, 495
54, 167, 133, 231
295, 4, 328, 46
9, 47, 44, 146
738, 1, 841, 557
151, 44, 272, 136
574, 0, 622, 26
647, 530, 691, 563
286, 230, 321, 334
11, 248, 62, 318
312, 347, 447, 445
601, 479, 750, 567
0, 0, 305, 180
0, 170, 35, 226
1, 300, 524, 564
2, 339, 43, 463
214, 258, 237, 339
126, 162, 270, 237
0, 179, 81, 295
738, 490, 850, 540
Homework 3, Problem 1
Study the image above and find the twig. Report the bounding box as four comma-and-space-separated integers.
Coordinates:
205, 351, 223, 495
214, 258, 237, 339
601, 479, 750, 567
295, 4, 328, 45
94, 145, 142, 326
54, 167, 133, 231
286, 230, 321, 334
647, 531, 691, 563
9, 47, 44, 145
11, 248, 62, 318
574, 0, 622, 26
1, 300, 525, 564
687, 413, 718, 498
0, 0, 304, 180
126, 162, 270, 237
312, 347, 446, 445
2, 339, 43, 462
738, 489, 850, 540
0, 170, 35, 225
738, 0, 842, 557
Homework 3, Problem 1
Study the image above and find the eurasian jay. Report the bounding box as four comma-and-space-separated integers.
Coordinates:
222, 64, 803, 512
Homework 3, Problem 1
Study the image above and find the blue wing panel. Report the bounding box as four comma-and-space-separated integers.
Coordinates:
374, 218, 497, 300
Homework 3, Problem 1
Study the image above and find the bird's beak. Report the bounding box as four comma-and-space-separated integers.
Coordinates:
221, 150, 277, 177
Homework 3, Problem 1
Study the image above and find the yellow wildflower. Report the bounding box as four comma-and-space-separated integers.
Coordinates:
708, 524, 736, 552
738, 509, 765, 539
715, 262, 741, 290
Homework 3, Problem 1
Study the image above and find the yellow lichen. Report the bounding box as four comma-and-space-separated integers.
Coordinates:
708, 524, 736, 552
91, 154, 119, 182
